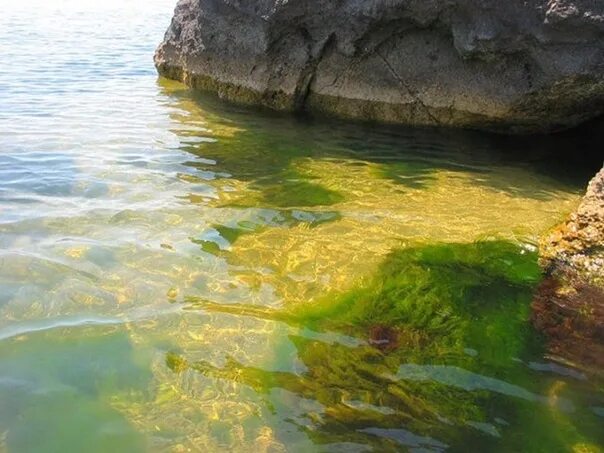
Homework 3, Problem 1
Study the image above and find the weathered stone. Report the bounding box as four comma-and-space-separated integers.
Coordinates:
533, 167, 604, 374
541, 167, 604, 286
155, 0, 604, 133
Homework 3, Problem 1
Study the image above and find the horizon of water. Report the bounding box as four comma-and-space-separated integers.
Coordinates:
1, 1, 603, 452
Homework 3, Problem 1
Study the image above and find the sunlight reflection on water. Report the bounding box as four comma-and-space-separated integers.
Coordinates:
0, 1, 603, 451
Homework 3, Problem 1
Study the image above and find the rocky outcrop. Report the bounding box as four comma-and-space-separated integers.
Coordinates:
533, 167, 604, 374
540, 167, 604, 286
155, 0, 604, 133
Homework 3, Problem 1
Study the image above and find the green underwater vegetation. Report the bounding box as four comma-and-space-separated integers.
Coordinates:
2, 1, 604, 450
174, 240, 604, 451
258, 177, 344, 208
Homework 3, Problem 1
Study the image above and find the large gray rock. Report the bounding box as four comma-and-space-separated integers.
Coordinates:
155, 0, 604, 133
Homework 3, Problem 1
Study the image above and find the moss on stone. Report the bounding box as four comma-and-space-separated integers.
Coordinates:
157, 63, 295, 111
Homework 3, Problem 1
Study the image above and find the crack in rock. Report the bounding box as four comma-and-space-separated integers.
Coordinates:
293, 33, 336, 111
375, 49, 441, 125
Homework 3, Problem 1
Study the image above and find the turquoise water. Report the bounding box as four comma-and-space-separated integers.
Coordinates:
1, 1, 603, 451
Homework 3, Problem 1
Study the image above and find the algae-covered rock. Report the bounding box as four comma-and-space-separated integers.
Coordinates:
533, 167, 604, 374
540, 167, 604, 286
155, 0, 604, 133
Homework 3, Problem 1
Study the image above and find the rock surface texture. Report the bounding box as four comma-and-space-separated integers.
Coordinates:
533, 167, 604, 374
540, 167, 604, 286
155, 0, 604, 133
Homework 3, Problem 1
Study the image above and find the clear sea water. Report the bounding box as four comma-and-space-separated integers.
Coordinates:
0, 1, 602, 451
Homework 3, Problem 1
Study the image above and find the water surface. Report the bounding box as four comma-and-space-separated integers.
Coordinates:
1, 1, 603, 451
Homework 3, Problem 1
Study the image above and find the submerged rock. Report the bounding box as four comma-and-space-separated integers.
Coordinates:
533, 167, 604, 374
155, 0, 604, 133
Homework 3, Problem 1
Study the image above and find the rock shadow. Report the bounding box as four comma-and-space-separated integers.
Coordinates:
160, 80, 603, 204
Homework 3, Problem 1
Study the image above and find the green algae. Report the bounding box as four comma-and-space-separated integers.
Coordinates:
195, 240, 542, 365
3, 3, 604, 451
191, 210, 342, 258
259, 179, 344, 207
166, 351, 188, 373
294, 240, 542, 366
175, 240, 604, 451
158, 63, 295, 112
192, 223, 264, 255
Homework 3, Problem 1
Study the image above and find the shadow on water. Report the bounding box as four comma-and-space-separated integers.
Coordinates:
192, 209, 341, 256
158, 80, 604, 267
160, 80, 603, 207
173, 240, 604, 451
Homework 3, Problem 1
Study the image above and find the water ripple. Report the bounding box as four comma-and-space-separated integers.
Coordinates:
1, 0, 602, 451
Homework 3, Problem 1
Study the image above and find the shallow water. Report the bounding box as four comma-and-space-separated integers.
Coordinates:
1, 1, 603, 451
